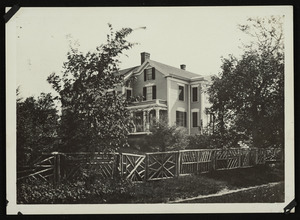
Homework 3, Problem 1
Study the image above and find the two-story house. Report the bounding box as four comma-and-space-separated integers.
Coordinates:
117, 52, 211, 135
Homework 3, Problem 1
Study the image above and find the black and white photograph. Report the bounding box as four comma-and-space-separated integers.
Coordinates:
6, 6, 294, 214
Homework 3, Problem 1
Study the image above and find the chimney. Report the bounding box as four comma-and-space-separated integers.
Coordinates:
180, 64, 186, 70
141, 52, 150, 64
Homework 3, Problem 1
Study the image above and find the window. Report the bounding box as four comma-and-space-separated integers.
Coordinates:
126, 89, 132, 100
178, 85, 184, 101
192, 87, 198, 102
192, 112, 198, 127
146, 86, 152, 100
144, 68, 155, 81
143, 85, 156, 101
176, 111, 187, 127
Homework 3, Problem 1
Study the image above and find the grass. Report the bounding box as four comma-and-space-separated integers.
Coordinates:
126, 175, 228, 203
183, 182, 284, 203
202, 163, 284, 190
122, 163, 284, 203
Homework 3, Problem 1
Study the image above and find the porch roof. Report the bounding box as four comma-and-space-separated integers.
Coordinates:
126, 99, 167, 111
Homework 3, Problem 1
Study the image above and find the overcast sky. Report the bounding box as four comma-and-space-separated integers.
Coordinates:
8, 6, 289, 98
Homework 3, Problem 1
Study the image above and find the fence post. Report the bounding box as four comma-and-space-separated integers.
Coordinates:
238, 149, 241, 168
255, 148, 258, 165
56, 154, 61, 185
53, 154, 57, 186
211, 149, 216, 171
196, 150, 200, 174
145, 153, 148, 181
176, 151, 181, 177
120, 153, 123, 178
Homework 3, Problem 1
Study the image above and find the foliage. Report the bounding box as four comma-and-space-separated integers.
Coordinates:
145, 119, 188, 152
17, 90, 59, 167
207, 16, 284, 148
47, 24, 136, 152
17, 178, 135, 204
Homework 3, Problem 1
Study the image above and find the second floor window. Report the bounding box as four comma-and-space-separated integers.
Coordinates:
178, 85, 184, 101
144, 68, 156, 81
176, 111, 187, 127
192, 87, 198, 102
143, 85, 156, 101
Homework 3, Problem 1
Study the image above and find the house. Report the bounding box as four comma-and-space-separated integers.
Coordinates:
117, 52, 211, 135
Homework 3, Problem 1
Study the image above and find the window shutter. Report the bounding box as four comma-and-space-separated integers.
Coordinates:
144, 69, 147, 81
193, 112, 198, 127
184, 112, 187, 127
152, 85, 156, 99
152, 67, 155, 80
176, 111, 179, 125
143, 87, 146, 100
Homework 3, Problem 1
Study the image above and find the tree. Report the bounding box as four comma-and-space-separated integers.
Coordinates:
207, 16, 284, 148
17, 90, 59, 167
47, 25, 136, 152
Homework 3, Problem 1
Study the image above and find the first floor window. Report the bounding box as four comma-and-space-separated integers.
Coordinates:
176, 111, 187, 127
126, 89, 132, 100
192, 112, 198, 127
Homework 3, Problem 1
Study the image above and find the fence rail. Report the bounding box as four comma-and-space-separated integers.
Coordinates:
17, 147, 283, 184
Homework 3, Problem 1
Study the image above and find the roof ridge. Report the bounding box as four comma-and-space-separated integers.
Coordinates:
148, 59, 203, 79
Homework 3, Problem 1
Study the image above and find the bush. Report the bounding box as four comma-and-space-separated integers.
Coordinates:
17, 178, 135, 204
145, 120, 188, 152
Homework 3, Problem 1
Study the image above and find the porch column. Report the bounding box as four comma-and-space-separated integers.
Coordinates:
155, 108, 160, 122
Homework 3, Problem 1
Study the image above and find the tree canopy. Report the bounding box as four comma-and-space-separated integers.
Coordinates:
207, 16, 284, 148
17, 90, 59, 167
47, 25, 136, 152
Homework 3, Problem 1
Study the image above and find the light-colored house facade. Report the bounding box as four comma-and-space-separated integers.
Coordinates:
118, 52, 211, 135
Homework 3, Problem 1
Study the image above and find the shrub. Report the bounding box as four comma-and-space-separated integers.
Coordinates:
17, 178, 135, 204
145, 120, 188, 152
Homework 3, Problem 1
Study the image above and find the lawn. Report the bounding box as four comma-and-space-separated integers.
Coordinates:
125, 163, 284, 203
181, 182, 284, 203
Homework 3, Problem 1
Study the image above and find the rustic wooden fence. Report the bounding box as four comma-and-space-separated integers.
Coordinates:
17, 147, 283, 184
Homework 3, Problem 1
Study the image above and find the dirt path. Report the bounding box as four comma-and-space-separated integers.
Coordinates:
169, 182, 283, 203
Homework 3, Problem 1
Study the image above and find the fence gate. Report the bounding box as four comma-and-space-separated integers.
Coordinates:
17, 153, 57, 183
120, 153, 146, 181
146, 152, 178, 181
61, 153, 117, 181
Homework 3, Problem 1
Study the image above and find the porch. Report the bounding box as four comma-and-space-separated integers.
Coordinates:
127, 99, 168, 134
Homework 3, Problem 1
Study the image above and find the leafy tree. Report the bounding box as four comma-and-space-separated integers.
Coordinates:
207, 16, 284, 148
47, 25, 136, 152
17, 90, 59, 167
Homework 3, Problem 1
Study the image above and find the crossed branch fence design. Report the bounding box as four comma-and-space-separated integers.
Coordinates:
17, 147, 283, 184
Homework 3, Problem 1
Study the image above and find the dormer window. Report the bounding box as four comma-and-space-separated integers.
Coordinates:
144, 67, 156, 81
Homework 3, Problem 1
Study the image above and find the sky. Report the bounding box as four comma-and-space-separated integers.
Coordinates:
7, 6, 289, 98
